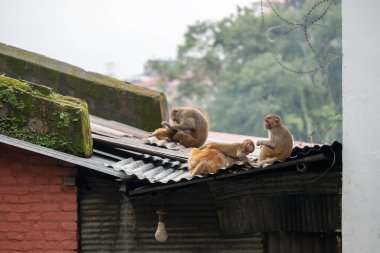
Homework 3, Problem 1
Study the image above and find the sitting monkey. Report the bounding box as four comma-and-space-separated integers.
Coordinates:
151, 106, 209, 148
252, 114, 293, 168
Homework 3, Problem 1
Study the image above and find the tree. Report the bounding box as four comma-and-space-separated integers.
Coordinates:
147, 0, 342, 143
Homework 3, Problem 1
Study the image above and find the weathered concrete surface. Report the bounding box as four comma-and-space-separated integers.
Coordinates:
0, 42, 168, 131
0, 75, 93, 157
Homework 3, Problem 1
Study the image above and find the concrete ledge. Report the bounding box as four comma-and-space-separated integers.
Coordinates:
0, 42, 168, 131
0, 75, 93, 157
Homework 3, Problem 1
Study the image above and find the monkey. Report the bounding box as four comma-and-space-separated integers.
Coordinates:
149, 113, 178, 141
192, 106, 210, 125
154, 106, 209, 147
149, 113, 180, 141
188, 148, 235, 177
199, 139, 255, 166
252, 114, 293, 168
150, 127, 171, 141
169, 106, 209, 147
160, 120, 178, 137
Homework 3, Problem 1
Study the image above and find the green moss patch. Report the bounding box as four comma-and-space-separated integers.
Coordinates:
0, 76, 93, 157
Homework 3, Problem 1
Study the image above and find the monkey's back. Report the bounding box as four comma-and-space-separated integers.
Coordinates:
188, 148, 228, 176
182, 107, 209, 147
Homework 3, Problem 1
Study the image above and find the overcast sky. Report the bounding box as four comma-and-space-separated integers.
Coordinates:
0, 0, 252, 79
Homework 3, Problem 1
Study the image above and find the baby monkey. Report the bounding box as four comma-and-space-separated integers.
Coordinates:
150, 127, 171, 141
252, 114, 293, 168
199, 139, 255, 166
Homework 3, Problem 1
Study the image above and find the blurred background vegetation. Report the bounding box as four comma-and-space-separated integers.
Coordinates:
138, 0, 341, 144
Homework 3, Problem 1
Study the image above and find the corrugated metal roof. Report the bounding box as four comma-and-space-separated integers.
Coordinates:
145, 136, 192, 151
92, 132, 341, 195
111, 157, 191, 183
0, 134, 127, 179
90, 115, 150, 139
0, 115, 342, 195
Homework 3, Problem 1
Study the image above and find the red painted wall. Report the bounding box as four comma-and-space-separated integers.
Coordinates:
0, 143, 78, 253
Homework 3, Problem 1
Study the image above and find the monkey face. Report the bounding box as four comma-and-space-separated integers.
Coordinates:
264, 114, 281, 129
264, 119, 270, 130
171, 108, 181, 124
264, 118, 275, 130
243, 139, 255, 154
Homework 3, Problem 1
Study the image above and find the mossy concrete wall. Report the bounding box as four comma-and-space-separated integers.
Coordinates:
0, 75, 93, 157
0, 42, 168, 131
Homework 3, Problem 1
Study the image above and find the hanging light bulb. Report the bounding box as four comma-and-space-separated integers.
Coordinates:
155, 210, 168, 242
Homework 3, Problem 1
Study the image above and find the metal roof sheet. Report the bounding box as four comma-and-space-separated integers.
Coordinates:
0, 115, 342, 195
0, 134, 127, 179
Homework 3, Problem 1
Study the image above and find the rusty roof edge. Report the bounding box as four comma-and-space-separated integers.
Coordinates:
90, 114, 150, 139
0, 134, 128, 179
92, 133, 189, 162
128, 152, 333, 196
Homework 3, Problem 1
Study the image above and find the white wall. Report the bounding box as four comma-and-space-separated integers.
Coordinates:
343, 1, 380, 252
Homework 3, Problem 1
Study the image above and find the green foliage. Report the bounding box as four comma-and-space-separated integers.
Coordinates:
147, 0, 342, 144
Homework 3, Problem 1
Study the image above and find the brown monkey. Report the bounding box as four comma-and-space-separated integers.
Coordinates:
199, 139, 255, 166
150, 113, 178, 141
188, 148, 234, 177
159, 106, 209, 147
150, 114, 179, 141
150, 127, 170, 141
252, 114, 293, 168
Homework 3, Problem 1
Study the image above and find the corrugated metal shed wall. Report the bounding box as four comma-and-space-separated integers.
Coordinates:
79, 176, 137, 252
215, 194, 341, 234
209, 171, 342, 234
79, 175, 264, 253
266, 232, 341, 253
